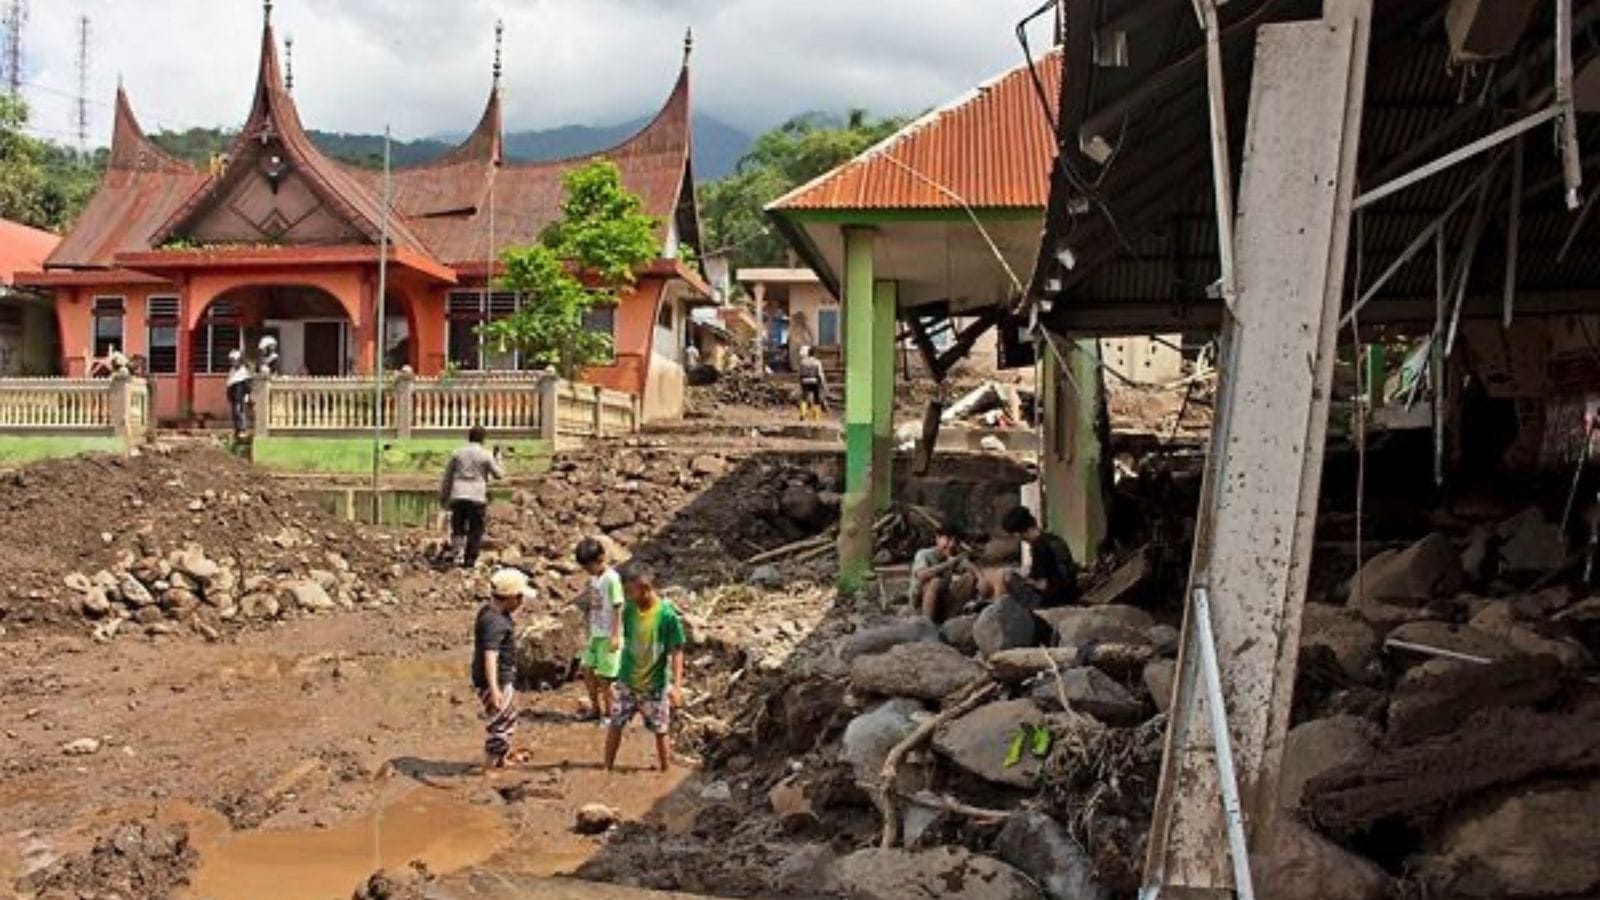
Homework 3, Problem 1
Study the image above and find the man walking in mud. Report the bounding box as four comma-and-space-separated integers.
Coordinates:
440, 425, 504, 569
473, 567, 534, 772
604, 562, 686, 773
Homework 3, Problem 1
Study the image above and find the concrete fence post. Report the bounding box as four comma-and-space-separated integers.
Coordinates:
393, 370, 415, 440
591, 384, 604, 438
252, 374, 272, 437
107, 371, 131, 443
538, 375, 559, 442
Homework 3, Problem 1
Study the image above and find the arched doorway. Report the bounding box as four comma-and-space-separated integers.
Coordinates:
197, 285, 353, 377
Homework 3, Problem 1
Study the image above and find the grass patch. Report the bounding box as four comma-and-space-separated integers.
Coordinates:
251, 436, 553, 477
0, 435, 126, 465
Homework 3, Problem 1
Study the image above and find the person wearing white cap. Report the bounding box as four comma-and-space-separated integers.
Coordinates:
472, 567, 535, 770
225, 349, 253, 438
257, 335, 280, 376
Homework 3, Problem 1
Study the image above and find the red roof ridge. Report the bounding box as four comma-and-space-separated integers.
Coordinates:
502, 57, 691, 172
107, 87, 193, 174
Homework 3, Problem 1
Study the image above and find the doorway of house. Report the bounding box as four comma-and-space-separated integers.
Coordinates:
303, 321, 347, 376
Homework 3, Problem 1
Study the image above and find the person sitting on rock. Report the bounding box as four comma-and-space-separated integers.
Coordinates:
439, 425, 504, 569
574, 537, 625, 723
472, 567, 535, 772
605, 562, 686, 773
909, 519, 980, 623
1001, 506, 1080, 609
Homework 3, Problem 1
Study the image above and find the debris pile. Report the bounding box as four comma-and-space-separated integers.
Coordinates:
19, 819, 198, 900
0, 447, 406, 640
688, 365, 798, 413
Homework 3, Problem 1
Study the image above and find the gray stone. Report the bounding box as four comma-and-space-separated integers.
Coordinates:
598, 499, 636, 532
118, 574, 154, 608
1387, 620, 1512, 664
747, 564, 784, 589
1147, 624, 1181, 657
835, 618, 941, 666
1345, 532, 1463, 604
63, 572, 93, 594
1278, 715, 1379, 811
840, 698, 922, 784
61, 737, 101, 756
775, 844, 836, 896
177, 551, 221, 584
308, 569, 340, 592
831, 847, 1042, 900
1035, 604, 1153, 651
281, 580, 335, 612
79, 588, 113, 618
989, 647, 1079, 683
515, 609, 586, 687
1143, 659, 1176, 713
238, 592, 280, 620
994, 810, 1108, 900
1032, 666, 1145, 725
851, 642, 984, 702
1301, 603, 1382, 682
1257, 817, 1388, 900
1497, 506, 1567, 573
1469, 600, 1592, 669
1421, 778, 1600, 898
974, 599, 1036, 657
933, 698, 1048, 789
940, 614, 979, 653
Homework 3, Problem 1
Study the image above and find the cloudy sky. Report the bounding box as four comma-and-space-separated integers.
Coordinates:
20, 0, 1056, 146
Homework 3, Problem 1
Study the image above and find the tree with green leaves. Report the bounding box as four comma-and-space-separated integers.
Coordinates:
0, 94, 50, 228
480, 159, 661, 378
700, 110, 906, 269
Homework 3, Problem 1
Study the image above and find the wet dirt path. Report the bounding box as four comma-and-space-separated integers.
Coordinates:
0, 606, 706, 899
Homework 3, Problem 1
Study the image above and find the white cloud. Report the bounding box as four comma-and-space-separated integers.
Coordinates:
21, 0, 1055, 145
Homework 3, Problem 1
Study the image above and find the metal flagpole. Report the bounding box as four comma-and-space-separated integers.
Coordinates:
370, 126, 392, 525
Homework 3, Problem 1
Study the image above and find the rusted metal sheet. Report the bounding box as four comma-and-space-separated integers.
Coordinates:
770, 51, 1062, 211
1143, 1, 1371, 893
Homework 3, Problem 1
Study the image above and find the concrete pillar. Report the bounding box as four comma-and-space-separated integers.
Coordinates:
393, 370, 415, 439
107, 371, 132, 443
538, 374, 559, 442
1040, 338, 1108, 564
838, 226, 893, 587
251, 373, 272, 437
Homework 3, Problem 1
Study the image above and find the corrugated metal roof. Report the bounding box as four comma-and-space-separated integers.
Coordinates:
0, 217, 59, 286
769, 49, 1062, 212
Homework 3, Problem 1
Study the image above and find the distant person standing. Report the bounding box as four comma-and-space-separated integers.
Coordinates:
1000, 506, 1081, 609
472, 567, 534, 772
797, 346, 827, 421
575, 537, 625, 723
225, 349, 253, 438
439, 425, 504, 569
604, 562, 687, 772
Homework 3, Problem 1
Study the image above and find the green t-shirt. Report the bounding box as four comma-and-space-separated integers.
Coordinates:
618, 599, 686, 694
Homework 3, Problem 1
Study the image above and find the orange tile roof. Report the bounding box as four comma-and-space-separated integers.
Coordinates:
770, 48, 1062, 212
0, 217, 60, 286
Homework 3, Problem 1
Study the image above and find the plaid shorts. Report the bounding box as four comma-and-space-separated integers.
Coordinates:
610, 684, 671, 734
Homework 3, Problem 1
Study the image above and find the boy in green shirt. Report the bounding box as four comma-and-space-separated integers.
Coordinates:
604, 562, 686, 772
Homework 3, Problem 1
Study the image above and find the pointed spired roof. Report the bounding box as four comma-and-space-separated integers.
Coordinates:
431, 20, 505, 168
107, 86, 193, 174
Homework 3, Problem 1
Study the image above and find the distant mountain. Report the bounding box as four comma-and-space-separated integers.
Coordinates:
306, 113, 752, 179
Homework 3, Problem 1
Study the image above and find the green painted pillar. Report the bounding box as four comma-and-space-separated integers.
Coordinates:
871, 279, 896, 512
839, 226, 883, 587
1041, 337, 1107, 565
1364, 343, 1385, 409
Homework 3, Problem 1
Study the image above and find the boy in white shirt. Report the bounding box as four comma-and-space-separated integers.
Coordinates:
575, 537, 624, 722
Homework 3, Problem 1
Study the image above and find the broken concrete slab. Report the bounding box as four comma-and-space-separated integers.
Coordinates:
1419, 778, 1600, 898
1278, 715, 1379, 810
973, 599, 1036, 658
850, 641, 984, 702
994, 810, 1108, 900
1345, 533, 1464, 604
933, 698, 1049, 789
830, 847, 1043, 900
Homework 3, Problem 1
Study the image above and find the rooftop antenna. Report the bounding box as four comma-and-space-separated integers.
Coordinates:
683, 26, 693, 64
2, 0, 25, 99
284, 34, 294, 92
492, 18, 503, 88
75, 14, 90, 155
263, 0, 273, 25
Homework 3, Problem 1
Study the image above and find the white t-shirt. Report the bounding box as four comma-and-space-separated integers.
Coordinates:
587, 568, 624, 638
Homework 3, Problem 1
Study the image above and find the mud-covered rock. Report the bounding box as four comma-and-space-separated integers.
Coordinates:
1420, 778, 1600, 898
850, 641, 984, 701
974, 598, 1036, 657
1278, 715, 1379, 810
1256, 817, 1387, 900
994, 810, 1108, 900
933, 698, 1048, 789
831, 846, 1043, 900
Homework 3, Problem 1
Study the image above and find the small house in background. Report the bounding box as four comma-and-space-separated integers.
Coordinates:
17, 5, 708, 424
0, 217, 61, 377
736, 267, 842, 373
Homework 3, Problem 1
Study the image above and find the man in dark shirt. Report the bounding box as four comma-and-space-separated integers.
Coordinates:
472, 567, 534, 771
1001, 506, 1080, 609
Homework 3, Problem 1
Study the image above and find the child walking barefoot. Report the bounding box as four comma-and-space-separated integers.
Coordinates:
604, 562, 686, 772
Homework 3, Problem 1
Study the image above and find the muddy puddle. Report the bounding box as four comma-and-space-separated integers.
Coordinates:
183, 790, 507, 900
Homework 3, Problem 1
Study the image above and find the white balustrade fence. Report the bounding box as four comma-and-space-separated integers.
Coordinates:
0, 374, 148, 440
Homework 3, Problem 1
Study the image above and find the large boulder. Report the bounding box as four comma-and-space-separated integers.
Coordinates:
1143, 659, 1176, 713
994, 810, 1108, 900
940, 614, 979, 654
1496, 507, 1566, 574
1278, 715, 1379, 810
933, 698, 1049, 789
1031, 666, 1145, 725
1344, 533, 1463, 604
1300, 603, 1382, 682
1256, 817, 1388, 900
1386, 620, 1512, 665
1035, 604, 1154, 651
1419, 779, 1600, 897
835, 619, 941, 666
840, 698, 922, 785
280, 579, 334, 612
974, 599, 1037, 658
851, 642, 984, 702
831, 847, 1043, 900
515, 609, 586, 687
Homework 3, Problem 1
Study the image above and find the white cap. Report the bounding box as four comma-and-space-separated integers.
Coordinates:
228, 349, 243, 362
259, 335, 278, 350
489, 567, 537, 602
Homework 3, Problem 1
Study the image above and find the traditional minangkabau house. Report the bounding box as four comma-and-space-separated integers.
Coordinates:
18, 2, 707, 425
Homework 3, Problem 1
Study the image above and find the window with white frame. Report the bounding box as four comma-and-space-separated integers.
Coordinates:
190, 302, 243, 374
145, 297, 180, 374
446, 291, 531, 371
91, 296, 125, 358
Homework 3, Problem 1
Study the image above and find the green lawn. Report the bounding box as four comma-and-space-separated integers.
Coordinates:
0, 435, 126, 465
251, 436, 553, 477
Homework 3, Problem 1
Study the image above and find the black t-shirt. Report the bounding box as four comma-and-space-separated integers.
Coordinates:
1027, 533, 1079, 606
471, 604, 517, 690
